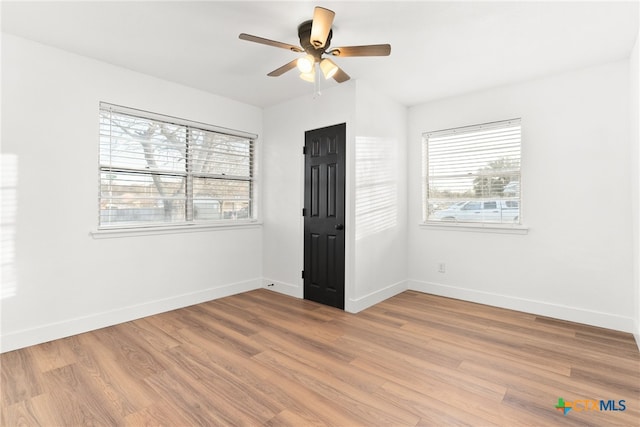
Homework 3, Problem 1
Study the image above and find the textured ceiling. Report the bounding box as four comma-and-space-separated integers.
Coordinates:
2, 1, 638, 108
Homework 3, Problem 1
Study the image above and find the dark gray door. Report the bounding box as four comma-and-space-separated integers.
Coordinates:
303, 123, 346, 309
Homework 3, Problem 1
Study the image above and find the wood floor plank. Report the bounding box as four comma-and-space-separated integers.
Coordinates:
253, 328, 386, 395
459, 355, 640, 417
0, 346, 44, 407
375, 379, 510, 426
90, 323, 170, 380
1, 400, 41, 426
182, 302, 260, 338
329, 317, 464, 370
71, 332, 160, 415
400, 320, 573, 376
42, 363, 121, 425
257, 367, 369, 426
27, 337, 77, 373
1, 393, 66, 427
124, 402, 195, 426
248, 312, 358, 363
500, 388, 600, 427
143, 369, 240, 426
127, 317, 183, 352
349, 349, 506, 409
161, 345, 279, 424
265, 409, 326, 427
177, 310, 264, 358
1, 289, 639, 426
253, 348, 421, 426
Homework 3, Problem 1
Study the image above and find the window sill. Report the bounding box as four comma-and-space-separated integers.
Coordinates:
90, 220, 262, 239
420, 221, 529, 235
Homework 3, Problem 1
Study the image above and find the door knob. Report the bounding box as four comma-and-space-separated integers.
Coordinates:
335, 224, 344, 230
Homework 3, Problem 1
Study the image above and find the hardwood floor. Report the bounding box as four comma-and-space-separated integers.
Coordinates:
2, 289, 639, 426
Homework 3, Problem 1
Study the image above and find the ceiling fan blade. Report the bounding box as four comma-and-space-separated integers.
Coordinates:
267, 59, 299, 77
332, 67, 350, 83
239, 33, 303, 53
327, 44, 391, 57
310, 7, 335, 48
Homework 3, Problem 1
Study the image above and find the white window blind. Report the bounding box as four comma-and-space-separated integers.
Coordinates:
423, 119, 521, 225
99, 103, 256, 228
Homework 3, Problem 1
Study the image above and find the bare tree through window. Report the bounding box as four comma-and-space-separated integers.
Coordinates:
99, 105, 254, 227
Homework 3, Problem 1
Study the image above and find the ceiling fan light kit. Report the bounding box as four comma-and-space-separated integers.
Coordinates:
299, 69, 316, 82
239, 6, 391, 87
320, 58, 338, 79
296, 54, 315, 73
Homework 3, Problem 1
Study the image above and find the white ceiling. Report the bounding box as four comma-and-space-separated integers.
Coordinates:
2, 1, 638, 108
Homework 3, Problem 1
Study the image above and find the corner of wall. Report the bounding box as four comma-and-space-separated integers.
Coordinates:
261, 278, 302, 298
1, 278, 262, 353
346, 280, 408, 313
408, 279, 635, 333
631, 27, 640, 351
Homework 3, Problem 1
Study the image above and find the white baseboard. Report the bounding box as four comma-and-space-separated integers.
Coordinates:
0, 278, 261, 353
7, 276, 630, 353
346, 280, 408, 313
261, 278, 408, 314
262, 278, 302, 298
408, 279, 634, 333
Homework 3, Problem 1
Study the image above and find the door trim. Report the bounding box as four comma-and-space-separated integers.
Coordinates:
303, 123, 346, 309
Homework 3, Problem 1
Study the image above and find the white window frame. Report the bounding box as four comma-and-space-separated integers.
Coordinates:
96, 103, 258, 234
421, 118, 527, 234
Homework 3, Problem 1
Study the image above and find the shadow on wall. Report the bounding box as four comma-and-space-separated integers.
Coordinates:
355, 136, 398, 240
1, 153, 18, 300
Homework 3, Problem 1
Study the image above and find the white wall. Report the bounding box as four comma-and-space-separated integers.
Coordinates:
262, 80, 408, 313
352, 81, 408, 311
3, 32, 636, 354
1, 35, 263, 352
408, 60, 635, 332
631, 30, 640, 347
262, 83, 356, 299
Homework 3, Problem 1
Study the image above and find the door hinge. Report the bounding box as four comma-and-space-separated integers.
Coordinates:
302, 146, 306, 155
302, 208, 306, 217
301, 270, 305, 279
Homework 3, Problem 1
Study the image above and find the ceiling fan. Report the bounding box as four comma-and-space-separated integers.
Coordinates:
239, 6, 391, 84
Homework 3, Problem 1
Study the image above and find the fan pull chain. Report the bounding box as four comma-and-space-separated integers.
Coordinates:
313, 62, 322, 99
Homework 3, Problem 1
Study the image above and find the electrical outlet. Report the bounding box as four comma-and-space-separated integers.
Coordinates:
438, 263, 446, 273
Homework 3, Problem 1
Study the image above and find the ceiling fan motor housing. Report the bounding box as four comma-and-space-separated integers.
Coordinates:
298, 20, 332, 60
238, 6, 391, 83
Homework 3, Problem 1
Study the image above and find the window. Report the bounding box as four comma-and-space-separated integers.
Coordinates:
423, 118, 521, 225
99, 103, 256, 228
462, 202, 481, 211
